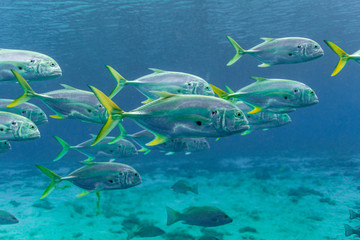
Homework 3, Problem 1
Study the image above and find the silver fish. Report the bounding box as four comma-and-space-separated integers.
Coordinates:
211, 77, 319, 114
0, 49, 61, 81
89, 86, 249, 146
0, 99, 47, 125
36, 162, 141, 198
0, 140, 11, 153
106, 66, 214, 103
8, 70, 108, 124
0, 210, 18, 225
0, 111, 40, 141
166, 206, 232, 227
53, 135, 138, 162
235, 101, 291, 135
128, 130, 210, 155
227, 36, 324, 67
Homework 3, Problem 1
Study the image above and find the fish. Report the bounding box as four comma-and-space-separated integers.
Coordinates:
0, 111, 40, 141
0, 48, 61, 81
226, 36, 324, 67
8, 70, 108, 124
89, 86, 249, 146
128, 130, 210, 155
166, 206, 232, 227
345, 224, 360, 237
324, 40, 360, 76
0, 99, 48, 125
235, 100, 291, 135
171, 180, 198, 194
349, 209, 360, 220
125, 225, 165, 240
0, 210, 18, 225
106, 65, 214, 103
0, 140, 11, 153
53, 135, 138, 162
211, 77, 319, 114
36, 162, 142, 214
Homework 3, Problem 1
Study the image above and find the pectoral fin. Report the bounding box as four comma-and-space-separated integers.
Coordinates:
76, 191, 90, 197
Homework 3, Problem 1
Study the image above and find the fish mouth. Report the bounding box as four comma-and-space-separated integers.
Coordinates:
51, 69, 62, 77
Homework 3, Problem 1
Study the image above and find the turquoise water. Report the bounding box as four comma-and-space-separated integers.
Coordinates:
1, 0, 360, 239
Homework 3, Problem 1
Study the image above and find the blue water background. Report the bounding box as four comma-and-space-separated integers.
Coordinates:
0, 0, 358, 164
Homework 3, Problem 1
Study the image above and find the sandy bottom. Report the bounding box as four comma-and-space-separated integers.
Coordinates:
0, 153, 359, 240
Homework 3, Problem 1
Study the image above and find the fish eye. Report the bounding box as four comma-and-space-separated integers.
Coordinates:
108, 179, 114, 183
30, 59, 35, 63
298, 45, 301, 48
87, 109, 92, 113
51, 63, 55, 66
119, 172, 123, 176
235, 111, 242, 117
21, 110, 26, 114
31, 125, 35, 129
196, 121, 202, 126
314, 45, 318, 49
211, 110, 217, 115
40, 112, 43, 115
4, 142, 7, 145
294, 89, 298, 93
98, 105, 103, 108
205, 86, 210, 90
18, 66, 23, 70
109, 150, 113, 153
284, 96, 288, 100
288, 53, 293, 56
310, 90, 314, 94
11, 121, 16, 125
134, 173, 138, 177
0, 128, 3, 131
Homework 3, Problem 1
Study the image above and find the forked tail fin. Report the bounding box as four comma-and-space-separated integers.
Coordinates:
53, 136, 71, 162
35, 165, 62, 199
88, 85, 125, 146
324, 40, 351, 76
7, 70, 38, 107
226, 36, 247, 66
106, 65, 128, 99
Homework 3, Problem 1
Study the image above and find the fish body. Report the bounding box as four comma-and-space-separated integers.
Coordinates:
324, 40, 360, 76
0, 49, 61, 81
53, 135, 138, 162
227, 36, 324, 67
0, 111, 40, 141
126, 225, 165, 240
36, 162, 142, 199
171, 180, 198, 194
89, 86, 249, 146
345, 224, 360, 237
211, 77, 318, 114
235, 101, 291, 134
0, 99, 47, 125
129, 130, 209, 155
0, 210, 18, 225
8, 70, 108, 124
106, 66, 214, 102
0, 140, 11, 153
166, 206, 232, 227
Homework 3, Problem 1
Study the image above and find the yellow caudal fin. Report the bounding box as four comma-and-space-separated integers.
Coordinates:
226, 36, 247, 66
210, 84, 230, 100
53, 136, 71, 162
35, 165, 62, 199
324, 40, 350, 76
7, 70, 36, 107
247, 105, 262, 114
106, 65, 128, 99
88, 85, 125, 146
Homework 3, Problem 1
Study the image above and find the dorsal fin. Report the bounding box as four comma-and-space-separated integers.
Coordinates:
149, 68, 166, 74
60, 84, 78, 90
261, 38, 276, 42
251, 76, 268, 82
225, 85, 235, 94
